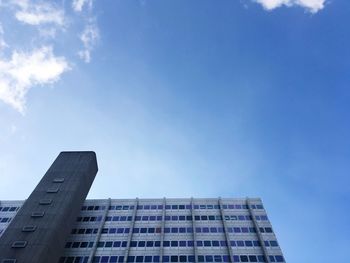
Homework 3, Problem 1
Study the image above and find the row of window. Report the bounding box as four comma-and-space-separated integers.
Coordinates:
82, 205, 107, 211
72, 226, 246, 235
65, 239, 278, 250
0, 206, 19, 212
65, 241, 95, 248
71, 228, 99, 234
59, 254, 284, 263
101, 215, 267, 222
78, 215, 268, 223
81, 204, 264, 212
77, 216, 103, 222
90, 254, 276, 263
0, 217, 11, 223
126, 239, 263, 248
71, 226, 273, 236
58, 256, 89, 263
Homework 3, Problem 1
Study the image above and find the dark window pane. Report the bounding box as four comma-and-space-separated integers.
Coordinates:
146, 241, 153, 247
240, 255, 248, 262
249, 256, 257, 262
205, 256, 213, 262
179, 256, 186, 262
171, 241, 178, 247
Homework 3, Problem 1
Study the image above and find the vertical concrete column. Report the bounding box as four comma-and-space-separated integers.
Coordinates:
87, 198, 111, 263
190, 197, 199, 263
0, 151, 98, 263
159, 197, 166, 263
218, 198, 234, 263
246, 198, 270, 263
123, 198, 138, 263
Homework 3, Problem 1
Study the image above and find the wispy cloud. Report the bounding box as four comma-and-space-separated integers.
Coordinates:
72, 0, 93, 12
78, 22, 99, 63
0, 24, 8, 51
11, 0, 65, 26
0, 0, 100, 114
252, 0, 326, 13
0, 46, 70, 114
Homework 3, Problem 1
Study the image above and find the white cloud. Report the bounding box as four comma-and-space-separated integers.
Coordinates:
0, 24, 8, 51
72, 0, 93, 12
0, 0, 100, 113
14, 1, 65, 26
0, 46, 70, 114
253, 0, 326, 13
78, 23, 99, 63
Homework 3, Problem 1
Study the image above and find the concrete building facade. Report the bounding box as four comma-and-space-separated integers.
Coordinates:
0, 153, 285, 263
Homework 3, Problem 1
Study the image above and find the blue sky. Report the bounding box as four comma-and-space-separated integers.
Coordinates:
0, 0, 349, 262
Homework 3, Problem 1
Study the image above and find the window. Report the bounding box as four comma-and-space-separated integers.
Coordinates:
53, 178, 65, 183
204, 240, 211, 247
163, 241, 170, 247
214, 255, 222, 262
237, 241, 244, 247
138, 241, 145, 247
249, 256, 257, 262
46, 187, 59, 193
212, 241, 219, 247
270, 241, 278, 247
22, 226, 36, 232
179, 256, 186, 262
275, 255, 284, 262
245, 241, 253, 247
240, 255, 249, 262
97, 242, 104, 248
80, 242, 88, 248
241, 227, 249, 233
72, 242, 80, 248
146, 241, 153, 247
205, 256, 213, 262
12, 241, 27, 248
171, 241, 178, 247
31, 212, 44, 218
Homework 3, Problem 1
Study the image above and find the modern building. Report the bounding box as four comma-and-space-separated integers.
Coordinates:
0, 152, 285, 263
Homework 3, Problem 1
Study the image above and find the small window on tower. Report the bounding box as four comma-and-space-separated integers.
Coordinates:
11, 241, 27, 248
22, 226, 37, 232
46, 187, 59, 193
53, 178, 65, 183
39, 199, 52, 205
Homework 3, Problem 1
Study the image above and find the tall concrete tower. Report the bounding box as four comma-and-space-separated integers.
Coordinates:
0, 151, 98, 263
